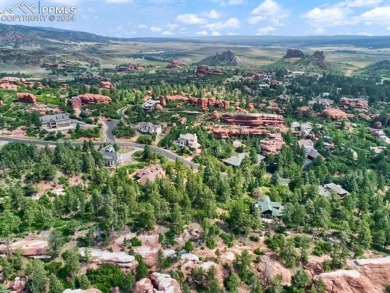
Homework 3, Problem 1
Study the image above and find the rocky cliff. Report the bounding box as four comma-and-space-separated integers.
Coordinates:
198, 50, 238, 66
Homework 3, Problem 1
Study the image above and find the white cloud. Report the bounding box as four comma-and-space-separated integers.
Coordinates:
212, 31, 221, 36
176, 14, 207, 25
162, 31, 173, 36
214, 0, 246, 5
138, 24, 148, 29
256, 25, 275, 35
388, 26, 390, 31
167, 23, 179, 30
204, 17, 240, 30
302, 7, 352, 28
336, 0, 383, 8
249, 0, 290, 26
202, 9, 221, 19
196, 30, 209, 36
150, 26, 163, 32
358, 6, 390, 26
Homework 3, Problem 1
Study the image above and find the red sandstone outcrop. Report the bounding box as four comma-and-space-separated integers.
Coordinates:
79, 248, 137, 269
77, 94, 112, 104
211, 111, 220, 120
63, 289, 102, 293
0, 83, 18, 91
99, 81, 114, 89
167, 59, 183, 69
321, 108, 350, 120
221, 113, 285, 128
133, 273, 182, 293
317, 256, 390, 293
196, 65, 224, 77
118, 64, 145, 72
340, 98, 368, 110
159, 95, 230, 111
0, 240, 48, 256
260, 133, 285, 155
257, 256, 292, 286
210, 126, 269, 139
17, 93, 37, 104
10, 276, 28, 293
248, 103, 255, 112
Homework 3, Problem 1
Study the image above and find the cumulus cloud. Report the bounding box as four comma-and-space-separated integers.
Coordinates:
212, 31, 221, 36
211, 0, 246, 6
167, 23, 179, 30
248, 0, 290, 26
202, 9, 221, 19
301, 0, 389, 33
256, 25, 275, 35
358, 6, 390, 26
105, 0, 133, 3
204, 17, 240, 30
162, 31, 173, 35
150, 26, 163, 32
176, 13, 207, 25
196, 30, 209, 35
138, 24, 148, 29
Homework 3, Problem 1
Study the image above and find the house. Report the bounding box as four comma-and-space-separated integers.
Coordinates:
291, 122, 313, 136
319, 183, 349, 197
142, 100, 160, 111
371, 129, 388, 141
308, 98, 334, 109
222, 153, 265, 167
39, 113, 71, 130
298, 139, 315, 155
135, 122, 162, 135
254, 196, 284, 218
134, 164, 165, 185
100, 145, 122, 167
176, 133, 201, 149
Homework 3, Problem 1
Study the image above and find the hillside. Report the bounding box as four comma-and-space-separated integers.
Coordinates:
357, 60, 390, 82
198, 50, 238, 66
0, 23, 110, 48
266, 49, 341, 73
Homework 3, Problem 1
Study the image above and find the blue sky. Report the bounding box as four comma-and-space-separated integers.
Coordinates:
1, 0, 390, 36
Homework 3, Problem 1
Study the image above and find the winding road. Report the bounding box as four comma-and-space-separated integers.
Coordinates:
0, 105, 200, 170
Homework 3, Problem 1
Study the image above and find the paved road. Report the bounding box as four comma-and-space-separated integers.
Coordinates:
0, 136, 200, 169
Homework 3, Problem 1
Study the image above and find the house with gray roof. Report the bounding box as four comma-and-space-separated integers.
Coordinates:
222, 153, 265, 167
39, 113, 71, 130
142, 100, 160, 111
100, 145, 122, 167
254, 196, 284, 218
319, 183, 349, 198
135, 122, 162, 135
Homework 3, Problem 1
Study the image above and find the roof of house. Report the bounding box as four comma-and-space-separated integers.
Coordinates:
298, 139, 314, 149
178, 133, 198, 140
100, 145, 117, 160
134, 164, 165, 185
136, 122, 161, 132
222, 153, 265, 167
319, 183, 349, 197
39, 113, 70, 124
308, 149, 319, 159
142, 100, 160, 108
254, 196, 284, 217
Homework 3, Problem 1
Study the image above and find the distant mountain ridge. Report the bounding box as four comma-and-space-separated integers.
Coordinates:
198, 50, 238, 66
0, 23, 110, 48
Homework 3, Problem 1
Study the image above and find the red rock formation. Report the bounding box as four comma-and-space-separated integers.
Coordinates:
211, 127, 269, 139
222, 113, 285, 128
321, 108, 350, 120
248, 103, 255, 112
167, 59, 183, 69
340, 98, 368, 110
257, 256, 292, 285
297, 106, 310, 114
0, 100, 3, 106
133, 278, 154, 293
211, 111, 220, 120
260, 133, 285, 155
17, 93, 37, 104
196, 65, 224, 77
0, 82, 18, 91
99, 81, 114, 89
155, 104, 163, 111
10, 276, 28, 293
118, 64, 146, 71
133, 273, 182, 293
77, 94, 112, 104
0, 240, 48, 256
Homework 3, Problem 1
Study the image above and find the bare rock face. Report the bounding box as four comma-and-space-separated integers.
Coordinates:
211, 111, 220, 120
77, 94, 112, 104
221, 113, 284, 128
198, 50, 238, 66
318, 256, 390, 293
133, 273, 182, 293
167, 60, 183, 69
257, 256, 292, 286
79, 248, 137, 269
133, 278, 155, 293
284, 49, 305, 59
99, 81, 114, 89
321, 108, 349, 120
0, 240, 49, 256
17, 93, 37, 104
374, 121, 383, 129
10, 276, 28, 293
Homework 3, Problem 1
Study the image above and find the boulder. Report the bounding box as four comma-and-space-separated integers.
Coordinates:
63, 289, 102, 293
10, 276, 27, 293
211, 111, 220, 120
133, 278, 155, 293
374, 121, 383, 129
0, 240, 49, 257
257, 256, 292, 286
79, 248, 137, 268
318, 270, 376, 293
150, 272, 182, 293
77, 94, 112, 105
321, 108, 349, 120
17, 93, 37, 104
